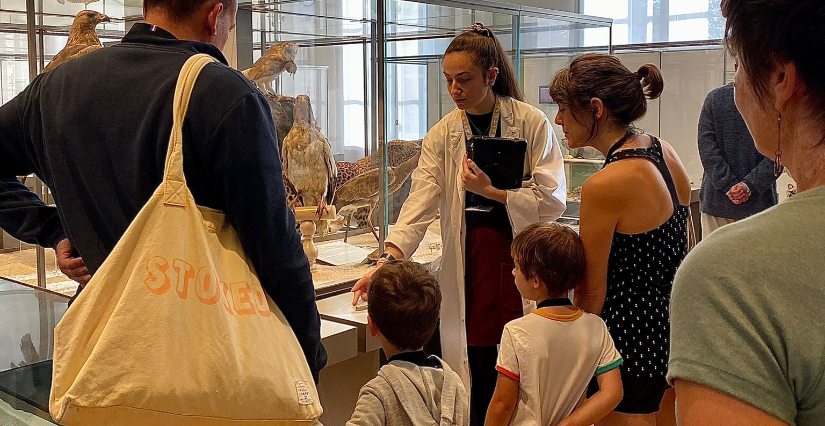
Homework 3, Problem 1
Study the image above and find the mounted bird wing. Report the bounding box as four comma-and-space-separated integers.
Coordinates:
335, 167, 397, 204
242, 56, 278, 81
323, 134, 337, 205
386, 152, 421, 194
335, 169, 379, 204
282, 172, 302, 209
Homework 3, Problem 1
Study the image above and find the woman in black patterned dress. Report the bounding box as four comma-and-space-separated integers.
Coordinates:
549, 54, 691, 426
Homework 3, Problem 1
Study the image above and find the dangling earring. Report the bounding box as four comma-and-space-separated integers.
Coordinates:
774, 114, 784, 178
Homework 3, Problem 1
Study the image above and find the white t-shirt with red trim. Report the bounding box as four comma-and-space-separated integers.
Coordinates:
496, 308, 622, 426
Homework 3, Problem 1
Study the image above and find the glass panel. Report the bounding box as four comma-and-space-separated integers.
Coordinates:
660, 49, 726, 186
519, 12, 611, 218
0, 3, 34, 295
250, 0, 372, 162
35, 0, 135, 69
581, 0, 725, 45
246, 0, 383, 291
0, 2, 136, 296
0, 0, 614, 294
0, 280, 68, 373
0, 279, 67, 424
0, 33, 29, 104
520, 12, 610, 156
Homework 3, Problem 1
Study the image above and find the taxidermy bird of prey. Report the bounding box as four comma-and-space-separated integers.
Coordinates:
242, 42, 299, 96
282, 95, 337, 219
42, 10, 109, 73
57, 0, 100, 7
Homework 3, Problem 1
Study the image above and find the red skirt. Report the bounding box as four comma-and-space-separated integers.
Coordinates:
464, 205, 524, 347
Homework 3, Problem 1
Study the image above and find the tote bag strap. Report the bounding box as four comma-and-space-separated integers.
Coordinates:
163, 53, 218, 207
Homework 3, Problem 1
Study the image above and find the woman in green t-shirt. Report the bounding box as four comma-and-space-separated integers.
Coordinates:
667, 1, 825, 426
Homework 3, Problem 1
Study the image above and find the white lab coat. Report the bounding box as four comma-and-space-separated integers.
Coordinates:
386, 97, 567, 390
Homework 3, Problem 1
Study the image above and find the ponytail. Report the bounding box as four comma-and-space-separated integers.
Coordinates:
445, 23, 524, 102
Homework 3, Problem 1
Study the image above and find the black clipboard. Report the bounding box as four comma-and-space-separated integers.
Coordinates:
467, 136, 528, 190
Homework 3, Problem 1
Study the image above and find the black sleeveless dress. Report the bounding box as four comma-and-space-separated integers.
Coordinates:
602, 135, 689, 378
588, 135, 689, 414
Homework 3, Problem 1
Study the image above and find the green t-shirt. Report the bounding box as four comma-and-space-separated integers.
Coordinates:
668, 185, 825, 425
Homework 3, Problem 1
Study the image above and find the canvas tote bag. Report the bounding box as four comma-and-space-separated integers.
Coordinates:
50, 54, 322, 426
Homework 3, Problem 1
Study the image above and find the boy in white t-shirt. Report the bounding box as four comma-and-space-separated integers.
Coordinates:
485, 223, 623, 426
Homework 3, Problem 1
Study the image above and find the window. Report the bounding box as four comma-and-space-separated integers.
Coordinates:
669, 0, 708, 16
669, 18, 709, 42
583, 0, 628, 20
385, 1, 428, 142
582, 0, 724, 46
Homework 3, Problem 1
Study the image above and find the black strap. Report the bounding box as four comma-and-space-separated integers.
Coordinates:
537, 297, 573, 308
649, 136, 681, 209
604, 128, 637, 161
604, 134, 681, 209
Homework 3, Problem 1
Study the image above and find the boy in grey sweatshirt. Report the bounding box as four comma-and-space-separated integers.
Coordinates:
347, 261, 469, 426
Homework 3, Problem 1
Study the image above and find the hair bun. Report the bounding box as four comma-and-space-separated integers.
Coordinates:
470, 22, 491, 37
636, 63, 664, 100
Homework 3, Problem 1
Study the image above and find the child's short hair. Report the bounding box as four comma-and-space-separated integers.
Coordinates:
511, 222, 586, 294
368, 261, 441, 350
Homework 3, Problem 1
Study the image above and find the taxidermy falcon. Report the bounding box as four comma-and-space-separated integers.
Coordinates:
282, 95, 337, 219
57, 0, 100, 7
42, 10, 109, 73
242, 42, 299, 96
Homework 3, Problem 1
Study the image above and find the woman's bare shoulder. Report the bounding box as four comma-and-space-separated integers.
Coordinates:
582, 164, 640, 204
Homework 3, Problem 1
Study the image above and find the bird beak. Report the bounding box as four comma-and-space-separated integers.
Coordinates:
101, 15, 111, 23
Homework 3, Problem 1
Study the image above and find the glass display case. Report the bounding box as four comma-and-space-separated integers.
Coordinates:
0, 0, 613, 295
0, 278, 369, 426
515, 6, 612, 219
248, 0, 376, 162
0, 278, 67, 425
35, 0, 137, 71
0, 0, 138, 296
240, 0, 612, 293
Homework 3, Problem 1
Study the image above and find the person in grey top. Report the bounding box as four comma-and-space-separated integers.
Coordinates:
698, 82, 778, 238
349, 261, 468, 426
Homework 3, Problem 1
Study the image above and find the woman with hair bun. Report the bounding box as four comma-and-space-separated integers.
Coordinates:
549, 53, 690, 426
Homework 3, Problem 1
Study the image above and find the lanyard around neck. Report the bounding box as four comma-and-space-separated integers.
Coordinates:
460, 96, 502, 140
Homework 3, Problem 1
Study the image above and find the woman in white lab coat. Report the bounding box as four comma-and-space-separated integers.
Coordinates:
352, 23, 566, 422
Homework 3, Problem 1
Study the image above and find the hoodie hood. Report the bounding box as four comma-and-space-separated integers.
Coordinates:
377, 356, 468, 426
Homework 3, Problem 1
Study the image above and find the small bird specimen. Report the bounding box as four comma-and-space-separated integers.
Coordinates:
42, 10, 110, 73
242, 42, 299, 96
282, 95, 337, 219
